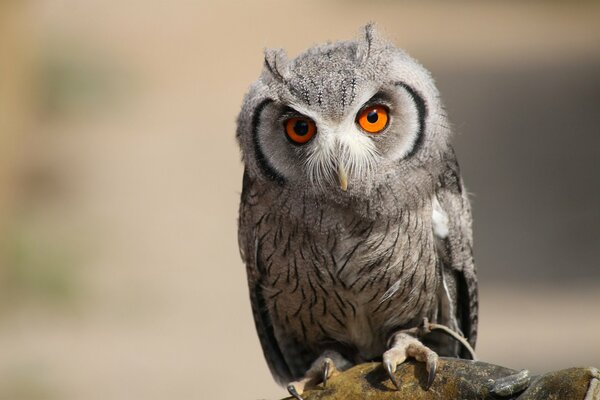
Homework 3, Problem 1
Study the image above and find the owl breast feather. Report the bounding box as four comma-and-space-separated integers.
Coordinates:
255, 199, 439, 361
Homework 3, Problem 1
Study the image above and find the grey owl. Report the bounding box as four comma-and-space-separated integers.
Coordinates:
236, 25, 477, 398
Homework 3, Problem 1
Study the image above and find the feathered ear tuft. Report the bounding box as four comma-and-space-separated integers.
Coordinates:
355, 23, 378, 64
263, 48, 289, 83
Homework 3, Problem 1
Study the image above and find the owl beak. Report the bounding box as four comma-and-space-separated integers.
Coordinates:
337, 164, 348, 191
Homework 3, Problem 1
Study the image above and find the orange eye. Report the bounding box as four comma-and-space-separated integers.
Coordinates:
284, 117, 316, 144
357, 105, 389, 134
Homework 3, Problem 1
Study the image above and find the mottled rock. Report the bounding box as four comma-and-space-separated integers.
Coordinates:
519, 367, 599, 400
282, 358, 599, 399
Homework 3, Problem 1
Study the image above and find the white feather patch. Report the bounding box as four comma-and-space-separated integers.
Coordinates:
300, 113, 380, 190
432, 196, 449, 239
379, 279, 402, 304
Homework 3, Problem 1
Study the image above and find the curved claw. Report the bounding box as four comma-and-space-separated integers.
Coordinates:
384, 360, 401, 390
425, 354, 438, 390
287, 384, 304, 400
322, 361, 330, 387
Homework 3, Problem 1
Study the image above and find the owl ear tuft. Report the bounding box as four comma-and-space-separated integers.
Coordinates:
263, 48, 289, 83
355, 23, 379, 64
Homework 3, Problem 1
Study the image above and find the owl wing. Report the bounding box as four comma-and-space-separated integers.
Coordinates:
433, 149, 478, 358
238, 171, 296, 384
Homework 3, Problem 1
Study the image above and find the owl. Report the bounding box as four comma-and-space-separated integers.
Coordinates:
236, 25, 477, 399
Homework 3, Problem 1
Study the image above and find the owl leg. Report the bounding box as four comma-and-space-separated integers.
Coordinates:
383, 329, 438, 391
287, 350, 350, 400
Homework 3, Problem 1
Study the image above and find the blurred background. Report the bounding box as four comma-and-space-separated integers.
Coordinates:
1, 1, 599, 399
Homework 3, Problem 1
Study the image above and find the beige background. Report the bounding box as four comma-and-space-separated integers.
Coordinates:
1, 1, 599, 399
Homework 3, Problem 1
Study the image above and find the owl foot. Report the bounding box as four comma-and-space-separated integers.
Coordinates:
287, 351, 348, 400
383, 331, 438, 391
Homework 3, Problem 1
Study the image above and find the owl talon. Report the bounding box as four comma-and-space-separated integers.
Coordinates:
426, 355, 437, 390
322, 357, 340, 387
287, 384, 304, 400
287, 352, 345, 398
384, 360, 401, 390
322, 360, 330, 387
383, 331, 439, 391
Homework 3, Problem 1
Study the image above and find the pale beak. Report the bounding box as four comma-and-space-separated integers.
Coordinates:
337, 164, 348, 191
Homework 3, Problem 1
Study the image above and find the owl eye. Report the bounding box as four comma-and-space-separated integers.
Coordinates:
284, 117, 316, 144
357, 105, 389, 134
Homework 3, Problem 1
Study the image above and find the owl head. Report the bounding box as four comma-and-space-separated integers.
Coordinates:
236, 25, 451, 203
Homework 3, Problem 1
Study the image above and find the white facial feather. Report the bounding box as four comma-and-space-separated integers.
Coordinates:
292, 101, 381, 191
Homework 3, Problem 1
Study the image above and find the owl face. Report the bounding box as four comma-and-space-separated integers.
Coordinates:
237, 26, 447, 202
